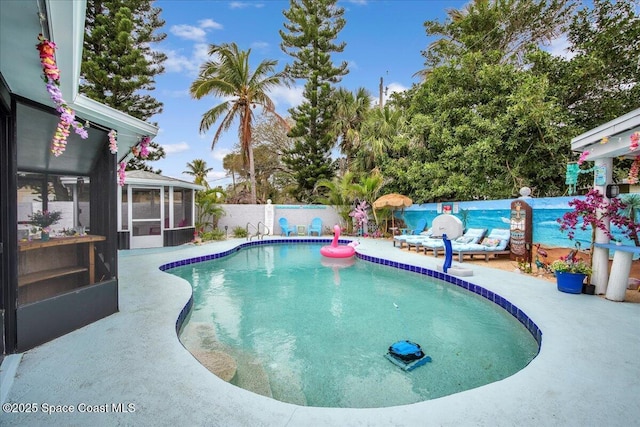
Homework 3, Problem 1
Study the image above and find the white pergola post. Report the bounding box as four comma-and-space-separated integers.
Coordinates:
591, 157, 612, 294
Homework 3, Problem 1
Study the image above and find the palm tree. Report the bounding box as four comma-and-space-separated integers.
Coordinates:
356, 105, 406, 172
315, 172, 359, 233
190, 42, 289, 204
332, 87, 371, 171
183, 159, 213, 188
620, 194, 640, 246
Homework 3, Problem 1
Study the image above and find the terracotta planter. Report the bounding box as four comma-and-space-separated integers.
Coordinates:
556, 272, 587, 294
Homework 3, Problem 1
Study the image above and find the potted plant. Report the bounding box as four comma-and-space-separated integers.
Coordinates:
29, 210, 61, 241
549, 256, 593, 294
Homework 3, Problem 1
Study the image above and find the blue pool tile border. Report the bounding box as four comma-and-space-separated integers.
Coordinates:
161, 239, 542, 349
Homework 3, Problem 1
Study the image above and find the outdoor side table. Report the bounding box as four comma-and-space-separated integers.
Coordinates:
594, 243, 640, 301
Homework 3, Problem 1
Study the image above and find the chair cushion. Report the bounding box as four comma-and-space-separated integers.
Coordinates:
488, 229, 510, 240
455, 235, 475, 244
481, 237, 501, 248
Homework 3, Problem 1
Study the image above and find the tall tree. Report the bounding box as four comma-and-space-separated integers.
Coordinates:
82, 0, 166, 120
82, 0, 167, 172
421, 0, 574, 71
332, 87, 371, 173
280, 0, 349, 202
190, 43, 289, 204
184, 159, 213, 188
531, 0, 640, 131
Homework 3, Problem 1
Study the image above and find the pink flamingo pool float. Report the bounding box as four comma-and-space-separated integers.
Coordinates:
320, 225, 356, 258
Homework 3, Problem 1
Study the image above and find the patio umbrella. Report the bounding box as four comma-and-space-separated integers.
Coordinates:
372, 193, 413, 231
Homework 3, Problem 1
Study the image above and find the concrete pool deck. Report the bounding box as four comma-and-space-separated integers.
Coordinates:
2, 237, 639, 426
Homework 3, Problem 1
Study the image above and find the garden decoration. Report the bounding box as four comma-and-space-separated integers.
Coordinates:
349, 200, 369, 236
372, 193, 412, 233
36, 34, 88, 156
29, 210, 62, 241
565, 161, 597, 195
550, 253, 592, 294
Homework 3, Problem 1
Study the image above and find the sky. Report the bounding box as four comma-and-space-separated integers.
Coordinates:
149, 0, 569, 187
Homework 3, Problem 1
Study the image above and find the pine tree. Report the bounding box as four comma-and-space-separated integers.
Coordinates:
82, 0, 167, 172
280, 0, 348, 202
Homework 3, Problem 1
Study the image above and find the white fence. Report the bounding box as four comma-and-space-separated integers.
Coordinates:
214, 204, 343, 236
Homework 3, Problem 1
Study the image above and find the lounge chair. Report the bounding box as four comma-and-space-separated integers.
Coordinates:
452, 228, 511, 262
402, 230, 435, 251
279, 217, 295, 236
393, 217, 429, 247
422, 227, 488, 257
308, 217, 322, 236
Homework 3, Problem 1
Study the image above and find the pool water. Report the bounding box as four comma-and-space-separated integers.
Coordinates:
170, 244, 539, 408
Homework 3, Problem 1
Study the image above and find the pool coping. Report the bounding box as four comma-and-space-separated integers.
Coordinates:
3, 237, 639, 426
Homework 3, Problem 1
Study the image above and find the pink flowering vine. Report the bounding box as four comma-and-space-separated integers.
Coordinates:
108, 130, 118, 154
631, 132, 640, 151
139, 136, 150, 159
37, 34, 88, 156
118, 161, 127, 187
131, 136, 150, 159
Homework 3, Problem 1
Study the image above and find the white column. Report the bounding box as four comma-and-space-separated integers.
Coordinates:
605, 251, 633, 301
591, 157, 612, 294
265, 199, 274, 235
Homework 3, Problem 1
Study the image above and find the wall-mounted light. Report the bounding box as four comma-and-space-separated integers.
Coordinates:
606, 184, 620, 198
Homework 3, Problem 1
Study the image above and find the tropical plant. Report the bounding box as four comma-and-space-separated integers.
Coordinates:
29, 210, 62, 230
195, 188, 226, 234
549, 257, 592, 275
184, 159, 212, 188
232, 226, 248, 238
190, 42, 289, 204
332, 87, 372, 171
315, 172, 358, 233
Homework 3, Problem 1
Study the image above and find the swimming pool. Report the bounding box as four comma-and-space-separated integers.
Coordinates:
166, 242, 540, 408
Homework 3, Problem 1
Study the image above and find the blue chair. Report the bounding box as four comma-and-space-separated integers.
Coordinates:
279, 217, 294, 236
308, 217, 322, 236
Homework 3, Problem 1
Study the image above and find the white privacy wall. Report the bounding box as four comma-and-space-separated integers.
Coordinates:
216, 204, 343, 236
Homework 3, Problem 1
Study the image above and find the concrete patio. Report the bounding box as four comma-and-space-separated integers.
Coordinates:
1, 237, 639, 426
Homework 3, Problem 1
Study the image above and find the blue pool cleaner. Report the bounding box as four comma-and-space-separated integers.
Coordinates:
385, 303, 432, 371
385, 340, 432, 371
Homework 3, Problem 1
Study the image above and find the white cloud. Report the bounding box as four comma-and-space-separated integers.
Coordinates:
163, 48, 200, 74
347, 0, 368, 5
268, 84, 305, 111
161, 142, 190, 154
212, 147, 232, 161
162, 43, 211, 76
230, 2, 265, 9
250, 41, 270, 52
170, 24, 207, 42
199, 19, 223, 30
